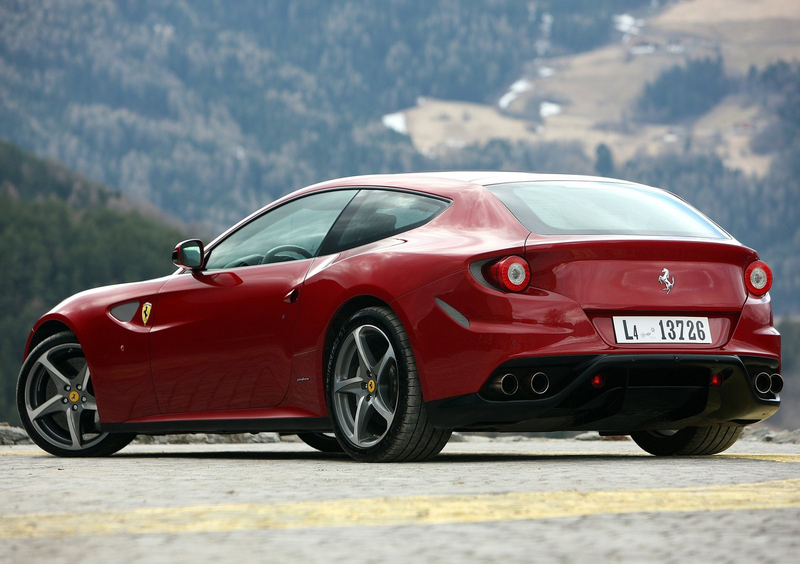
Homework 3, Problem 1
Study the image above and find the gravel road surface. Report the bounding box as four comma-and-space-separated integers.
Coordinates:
2, 437, 799, 563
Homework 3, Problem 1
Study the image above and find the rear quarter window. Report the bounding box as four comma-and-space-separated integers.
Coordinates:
325, 189, 449, 253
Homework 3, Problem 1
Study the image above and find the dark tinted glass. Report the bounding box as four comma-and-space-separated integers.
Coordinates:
487, 181, 727, 238
330, 190, 448, 251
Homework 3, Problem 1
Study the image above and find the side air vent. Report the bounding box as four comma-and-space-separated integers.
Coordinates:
435, 298, 470, 329
110, 301, 140, 322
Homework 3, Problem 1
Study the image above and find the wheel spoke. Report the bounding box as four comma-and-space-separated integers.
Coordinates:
333, 376, 364, 396
36, 355, 72, 387
370, 395, 394, 426
351, 396, 370, 445
78, 363, 91, 392
353, 326, 377, 376
83, 400, 97, 411
66, 408, 82, 449
374, 347, 396, 385
29, 395, 64, 421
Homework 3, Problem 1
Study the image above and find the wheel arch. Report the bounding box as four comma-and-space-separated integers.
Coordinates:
323, 295, 392, 374
25, 318, 76, 359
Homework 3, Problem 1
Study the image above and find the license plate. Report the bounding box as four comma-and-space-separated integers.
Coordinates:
612, 316, 712, 344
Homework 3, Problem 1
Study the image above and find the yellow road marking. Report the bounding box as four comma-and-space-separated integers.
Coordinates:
718, 453, 800, 464
1, 477, 799, 539
460, 450, 800, 464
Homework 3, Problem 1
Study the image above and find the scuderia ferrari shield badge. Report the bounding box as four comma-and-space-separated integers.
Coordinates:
141, 302, 152, 326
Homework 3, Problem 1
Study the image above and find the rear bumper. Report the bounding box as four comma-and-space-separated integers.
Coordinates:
424, 354, 780, 432
393, 269, 780, 404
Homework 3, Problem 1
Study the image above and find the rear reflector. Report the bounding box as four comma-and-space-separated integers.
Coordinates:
745, 260, 772, 296
485, 256, 531, 292
710, 374, 723, 388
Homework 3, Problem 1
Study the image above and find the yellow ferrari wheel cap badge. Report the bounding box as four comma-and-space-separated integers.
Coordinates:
68, 391, 80, 403
142, 302, 152, 326
367, 379, 376, 393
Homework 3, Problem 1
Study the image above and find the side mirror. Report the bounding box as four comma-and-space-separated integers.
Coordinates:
172, 239, 205, 270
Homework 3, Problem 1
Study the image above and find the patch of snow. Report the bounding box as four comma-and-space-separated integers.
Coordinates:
538, 66, 554, 78
235, 145, 246, 160
498, 78, 533, 110
614, 13, 645, 36
381, 112, 408, 135
540, 102, 561, 118
498, 92, 517, 110
416, 96, 427, 107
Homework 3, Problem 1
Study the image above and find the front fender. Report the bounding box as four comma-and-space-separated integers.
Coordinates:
25, 277, 171, 423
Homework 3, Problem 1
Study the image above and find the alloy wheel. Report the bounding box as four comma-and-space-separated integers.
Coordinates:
331, 324, 399, 448
23, 342, 107, 451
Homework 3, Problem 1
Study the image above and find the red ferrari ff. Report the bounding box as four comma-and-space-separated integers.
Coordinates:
17, 172, 781, 462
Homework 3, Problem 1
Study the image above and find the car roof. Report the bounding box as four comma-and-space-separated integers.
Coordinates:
299, 171, 640, 200
210, 172, 670, 252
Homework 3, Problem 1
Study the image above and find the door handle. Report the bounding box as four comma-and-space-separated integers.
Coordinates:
283, 288, 300, 303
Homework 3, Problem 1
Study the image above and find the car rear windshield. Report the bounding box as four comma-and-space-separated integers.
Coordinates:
487, 181, 728, 238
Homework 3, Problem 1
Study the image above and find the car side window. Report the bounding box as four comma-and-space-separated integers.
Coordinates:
325, 190, 448, 253
205, 190, 357, 270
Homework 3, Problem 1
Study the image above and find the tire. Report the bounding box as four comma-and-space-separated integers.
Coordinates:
297, 432, 344, 453
631, 425, 743, 456
326, 306, 451, 462
17, 331, 136, 457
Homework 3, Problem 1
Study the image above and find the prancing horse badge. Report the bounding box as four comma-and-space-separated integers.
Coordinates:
658, 268, 675, 294
142, 302, 152, 325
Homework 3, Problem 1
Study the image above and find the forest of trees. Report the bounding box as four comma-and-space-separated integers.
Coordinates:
635, 57, 730, 123
0, 0, 658, 229
0, 141, 186, 425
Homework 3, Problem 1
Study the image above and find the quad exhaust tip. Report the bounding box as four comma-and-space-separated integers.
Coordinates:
491, 373, 519, 396
770, 373, 784, 394
529, 372, 550, 395
754, 372, 772, 395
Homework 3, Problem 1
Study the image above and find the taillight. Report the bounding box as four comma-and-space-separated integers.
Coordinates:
485, 256, 531, 292
744, 260, 772, 296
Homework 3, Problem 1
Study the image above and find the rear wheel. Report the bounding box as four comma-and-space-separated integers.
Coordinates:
631, 425, 743, 456
327, 306, 451, 462
297, 432, 344, 453
17, 332, 135, 457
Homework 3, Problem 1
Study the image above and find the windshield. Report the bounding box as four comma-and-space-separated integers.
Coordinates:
487, 181, 728, 239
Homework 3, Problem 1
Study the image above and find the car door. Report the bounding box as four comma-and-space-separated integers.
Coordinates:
148, 190, 357, 414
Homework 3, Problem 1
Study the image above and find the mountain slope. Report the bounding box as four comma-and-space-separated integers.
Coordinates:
402, 0, 800, 174
0, 140, 186, 425
0, 1, 659, 229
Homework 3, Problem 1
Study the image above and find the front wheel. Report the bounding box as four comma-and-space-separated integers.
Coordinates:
327, 306, 451, 462
631, 425, 743, 456
17, 331, 135, 457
